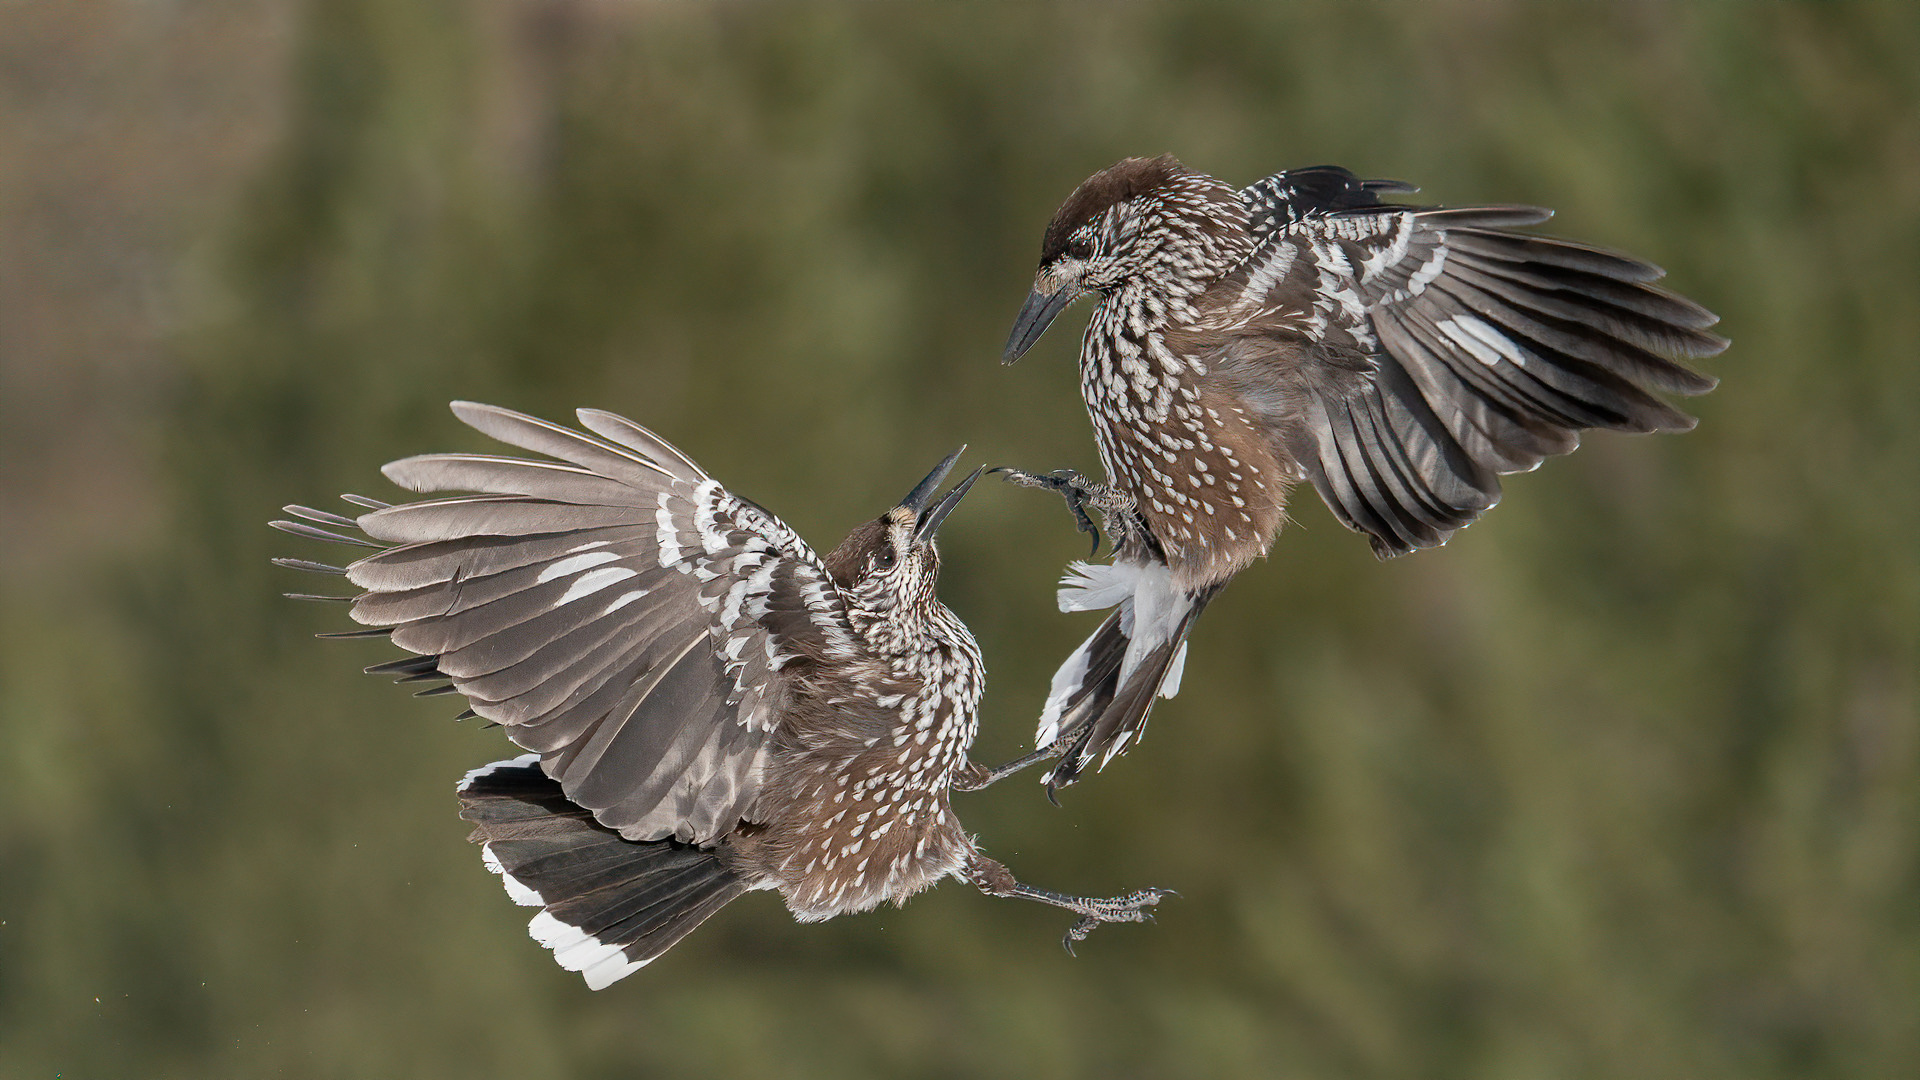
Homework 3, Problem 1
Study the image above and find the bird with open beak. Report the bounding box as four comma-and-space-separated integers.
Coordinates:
275, 402, 1169, 987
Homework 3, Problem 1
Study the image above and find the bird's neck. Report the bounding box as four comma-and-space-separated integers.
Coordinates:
1079, 204, 1255, 394
849, 604, 984, 760
1076, 185, 1259, 543
1077, 228, 1265, 553
1080, 273, 1215, 430
850, 601, 973, 677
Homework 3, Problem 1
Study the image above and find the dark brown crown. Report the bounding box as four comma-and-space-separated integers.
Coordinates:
1039, 154, 1190, 266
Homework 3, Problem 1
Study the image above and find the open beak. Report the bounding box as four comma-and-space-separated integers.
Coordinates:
901, 447, 984, 547
1003, 285, 1076, 364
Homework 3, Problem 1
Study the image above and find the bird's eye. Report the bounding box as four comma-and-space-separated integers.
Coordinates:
1066, 238, 1094, 260
872, 548, 897, 571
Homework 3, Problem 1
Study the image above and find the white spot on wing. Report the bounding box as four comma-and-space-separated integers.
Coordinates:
604, 588, 651, 614
537, 550, 620, 583
557, 566, 638, 605
1436, 315, 1523, 367
1408, 242, 1449, 295
1358, 214, 1414, 282
1448, 313, 1529, 367
1236, 240, 1299, 311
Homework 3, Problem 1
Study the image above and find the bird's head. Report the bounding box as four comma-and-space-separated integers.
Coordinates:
1004, 154, 1250, 363
826, 448, 983, 629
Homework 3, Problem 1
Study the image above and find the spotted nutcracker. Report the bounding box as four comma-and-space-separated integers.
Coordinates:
999, 155, 1725, 789
274, 402, 1167, 988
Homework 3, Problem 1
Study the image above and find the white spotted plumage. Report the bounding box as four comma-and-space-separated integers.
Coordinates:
1009, 156, 1721, 787
767, 588, 986, 919
284, 404, 1170, 988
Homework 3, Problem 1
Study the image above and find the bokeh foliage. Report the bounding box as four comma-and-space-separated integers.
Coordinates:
3, 3, 1918, 1077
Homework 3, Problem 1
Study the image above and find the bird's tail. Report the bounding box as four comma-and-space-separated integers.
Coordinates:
457, 756, 748, 989
1035, 561, 1215, 790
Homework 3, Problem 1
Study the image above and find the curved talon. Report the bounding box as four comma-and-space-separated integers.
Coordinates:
994, 467, 1107, 555
1056, 887, 1175, 955
1063, 916, 1100, 954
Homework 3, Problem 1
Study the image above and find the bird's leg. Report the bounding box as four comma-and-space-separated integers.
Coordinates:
992, 468, 1136, 557
951, 740, 1068, 792
966, 855, 1174, 954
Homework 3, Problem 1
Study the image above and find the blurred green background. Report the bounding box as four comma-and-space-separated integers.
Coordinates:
4, 2, 1917, 1077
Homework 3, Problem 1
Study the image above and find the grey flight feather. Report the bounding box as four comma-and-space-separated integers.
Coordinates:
334, 402, 859, 844
1228, 165, 1726, 557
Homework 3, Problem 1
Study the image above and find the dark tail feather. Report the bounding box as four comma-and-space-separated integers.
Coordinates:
1044, 590, 1213, 791
457, 756, 747, 988
1034, 610, 1129, 749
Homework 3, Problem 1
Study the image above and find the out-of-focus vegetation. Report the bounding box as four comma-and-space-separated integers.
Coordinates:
3, 3, 1917, 1077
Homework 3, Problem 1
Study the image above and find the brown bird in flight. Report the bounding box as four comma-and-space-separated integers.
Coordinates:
274, 403, 1168, 987
999, 155, 1726, 790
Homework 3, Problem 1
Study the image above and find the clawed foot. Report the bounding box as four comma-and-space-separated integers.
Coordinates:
992, 467, 1129, 556
972, 857, 1177, 953
1060, 888, 1177, 955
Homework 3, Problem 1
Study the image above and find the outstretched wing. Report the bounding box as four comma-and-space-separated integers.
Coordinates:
276, 402, 857, 845
1225, 166, 1727, 556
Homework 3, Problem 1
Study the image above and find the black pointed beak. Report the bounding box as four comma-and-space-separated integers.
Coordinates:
912, 464, 985, 546
1003, 285, 1075, 364
900, 446, 967, 519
